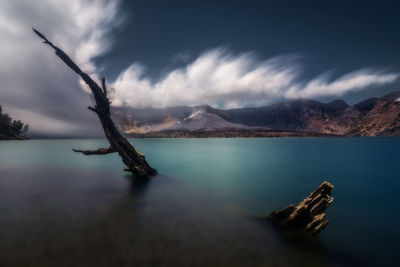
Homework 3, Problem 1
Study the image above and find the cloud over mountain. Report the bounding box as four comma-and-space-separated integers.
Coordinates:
0, 0, 398, 136
110, 48, 398, 109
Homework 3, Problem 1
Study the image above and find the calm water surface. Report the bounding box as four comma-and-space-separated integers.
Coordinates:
0, 138, 399, 266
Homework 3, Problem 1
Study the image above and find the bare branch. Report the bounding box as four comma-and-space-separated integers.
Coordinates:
32, 28, 108, 110
72, 147, 117, 155
101, 77, 107, 97
87, 106, 97, 113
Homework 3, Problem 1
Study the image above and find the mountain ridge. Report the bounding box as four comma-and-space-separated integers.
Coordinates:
112, 91, 400, 137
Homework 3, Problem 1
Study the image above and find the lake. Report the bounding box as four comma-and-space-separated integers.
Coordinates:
0, 138, 399, 266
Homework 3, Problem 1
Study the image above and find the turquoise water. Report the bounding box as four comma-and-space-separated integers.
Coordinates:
0, 138, 399, 266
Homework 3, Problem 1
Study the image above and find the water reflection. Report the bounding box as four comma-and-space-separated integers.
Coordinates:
0, 167, 332, 266
125, 173, 152, 194
2, 138, 399, 266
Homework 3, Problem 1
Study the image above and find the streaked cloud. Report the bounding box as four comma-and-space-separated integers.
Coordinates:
0, 0, 121, 136
110, 48, 398, 109
285, 70, 398, 99
1, 0, 398, 137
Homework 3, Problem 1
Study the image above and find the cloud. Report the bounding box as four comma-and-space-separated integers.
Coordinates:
285, 70, 398, 99
1, 1, 398, 137
171, 51, 192, 64
110, 48, 399, 109
0, 0, 121, 136
4, 106, 94, 137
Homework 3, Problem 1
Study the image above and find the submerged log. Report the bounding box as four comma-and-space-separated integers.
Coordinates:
33, 28, 157, 179
268, 181, 334, 236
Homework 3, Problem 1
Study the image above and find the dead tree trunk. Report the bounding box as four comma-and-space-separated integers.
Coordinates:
33, 28, 157, 179
268, 181, 334, 236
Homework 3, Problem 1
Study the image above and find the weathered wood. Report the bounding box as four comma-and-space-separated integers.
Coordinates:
268, 181, 334, 236
33, 28, 157, 179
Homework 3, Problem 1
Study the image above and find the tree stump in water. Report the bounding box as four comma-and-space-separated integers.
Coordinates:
268, 181, 334, 236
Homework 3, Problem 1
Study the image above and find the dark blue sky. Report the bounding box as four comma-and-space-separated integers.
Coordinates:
94, 0, 400, 104
2, 0, 399, 136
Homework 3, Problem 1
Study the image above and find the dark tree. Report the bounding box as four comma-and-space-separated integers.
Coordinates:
33, 28, 157, 179
12, 120, 24, 134
0, 105, 29, 139
22, 124, 29, 135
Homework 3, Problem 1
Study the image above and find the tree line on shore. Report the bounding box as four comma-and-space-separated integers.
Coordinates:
0, 105, 29, 139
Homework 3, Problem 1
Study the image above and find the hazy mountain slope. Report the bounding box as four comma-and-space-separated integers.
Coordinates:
166, 108, 251, 131
112, 106, 192, 133
346, 92, 400, 136
112, 91, 400, 136
113, 106, 251, 133
203, 99, 350, 133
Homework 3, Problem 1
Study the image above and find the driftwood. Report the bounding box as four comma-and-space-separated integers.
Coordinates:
33, 28, 157, 179
268, 181, 334, 236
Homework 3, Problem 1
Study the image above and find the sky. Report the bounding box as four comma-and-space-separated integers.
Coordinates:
1, 0, 400, 136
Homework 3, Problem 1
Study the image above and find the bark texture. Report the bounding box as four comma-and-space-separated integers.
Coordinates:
33, 28, 157, 179
268, 181, 334, 236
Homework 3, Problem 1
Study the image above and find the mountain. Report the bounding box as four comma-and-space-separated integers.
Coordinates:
347, 92, 400, 136
0, 105, 29, 140
164, 108, 251, 131
112, 91, 400, 137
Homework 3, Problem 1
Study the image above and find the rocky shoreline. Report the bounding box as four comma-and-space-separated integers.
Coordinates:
127, 129, 340, 138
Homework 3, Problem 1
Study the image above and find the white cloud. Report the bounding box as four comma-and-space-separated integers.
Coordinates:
285, 70, 398, 99
1, 0, 398, 137
0, 0, 121, 136
110, 48, 399, 109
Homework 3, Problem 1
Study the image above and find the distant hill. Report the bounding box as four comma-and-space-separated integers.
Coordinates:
112, 91, 400, 137
0, 106, 29, 140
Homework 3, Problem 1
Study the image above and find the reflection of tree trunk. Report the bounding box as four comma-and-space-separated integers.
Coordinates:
268, 181, 334, 236
33, 28, 157, 179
